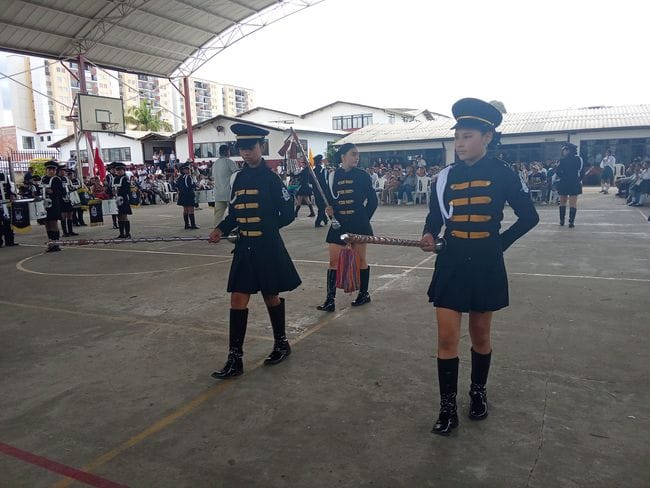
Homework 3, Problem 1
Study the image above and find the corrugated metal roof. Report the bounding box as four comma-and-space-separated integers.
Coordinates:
0, 0, 294, 77
338, 104, 650, 145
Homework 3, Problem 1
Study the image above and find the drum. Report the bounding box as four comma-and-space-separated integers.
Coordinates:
102, 198, 118, 215
69, 190, 81, 206
29, 199, 47, 220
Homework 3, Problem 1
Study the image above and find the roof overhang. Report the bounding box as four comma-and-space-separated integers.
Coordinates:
0, 0, 324, 78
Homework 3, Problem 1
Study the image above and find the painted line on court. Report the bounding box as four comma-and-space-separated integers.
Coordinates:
0, 442, 127, 488
49, 253, 435, 487
15, 254, 232, 277
509, 271, 650, 283
636, 208, 649, 221
0, 300, 274, 342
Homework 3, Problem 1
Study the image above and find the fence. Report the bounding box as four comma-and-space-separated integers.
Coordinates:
0, 149, 61, 175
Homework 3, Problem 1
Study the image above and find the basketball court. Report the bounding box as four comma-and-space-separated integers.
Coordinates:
1, 189, 648, 487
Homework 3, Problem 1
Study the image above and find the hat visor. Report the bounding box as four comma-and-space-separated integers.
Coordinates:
235, 139, 260, 151
451, 119, 493, 130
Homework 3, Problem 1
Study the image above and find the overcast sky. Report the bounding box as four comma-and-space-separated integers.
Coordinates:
196, 0, 647, 116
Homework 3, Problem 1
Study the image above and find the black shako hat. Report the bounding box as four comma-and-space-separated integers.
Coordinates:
179, 162, 191, 170
112, 162, 126, 170
561, 142, 578, 154
230, 123, 269, 149
44, 159, 59, 169
451, 98, 503, 130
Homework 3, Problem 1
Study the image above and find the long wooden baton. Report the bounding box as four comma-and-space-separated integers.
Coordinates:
341, 233, 446, 254
289, 127, 341, 230
46, 234, 240, 247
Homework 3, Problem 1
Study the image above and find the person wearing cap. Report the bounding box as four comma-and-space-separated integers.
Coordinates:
599, 149, 616, 194
556, 143, 584, 227
176, 162, 200, 229
112, 162, 132, 238
57, 164, 78, 237
313, 154, 329, 228
317, 143, 378, 312
104, 162, 119, 229
212, 144, 240, 226
68, 168, 87, 227
41, 160, 65, 252
420, 98, 539, 436
208, 123, 301, 379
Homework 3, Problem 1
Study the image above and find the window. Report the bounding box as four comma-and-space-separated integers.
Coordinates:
101, 147, 132, 162
40, 136, 45, 142
332, 113, 373, 130
22, 136, 35, 149
194, 140, 269, 159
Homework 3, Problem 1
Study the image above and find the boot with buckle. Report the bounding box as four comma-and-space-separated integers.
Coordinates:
468, 383, 489, 420
431, 393, 458, 436
211, 349, 243, 378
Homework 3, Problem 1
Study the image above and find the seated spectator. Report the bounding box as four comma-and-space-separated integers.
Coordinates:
397, 166, 417, 205
627, 162, 650, 206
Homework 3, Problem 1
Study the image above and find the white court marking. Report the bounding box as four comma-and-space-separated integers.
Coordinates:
16, 244, 649, 283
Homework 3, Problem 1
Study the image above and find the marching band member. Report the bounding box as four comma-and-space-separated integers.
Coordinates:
556, 143, 583, 228
112, 162, 132, 239
421, 98, 539, 435
58, 164, 78, 237
317, 143, 378, 312
105, 162, 119, 229
0, 172, 17, 247
176, 162, 200, 229
208, 123, 301, 379
313, 155, 329, 228
68, 169, 87, 227
42, 160, 64, 252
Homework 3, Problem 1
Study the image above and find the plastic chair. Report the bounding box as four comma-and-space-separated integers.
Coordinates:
414, 176, 431, 204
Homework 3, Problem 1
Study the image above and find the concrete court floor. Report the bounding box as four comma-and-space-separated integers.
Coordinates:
0, 187, 648, 488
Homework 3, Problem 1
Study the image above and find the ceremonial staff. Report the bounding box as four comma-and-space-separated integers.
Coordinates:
341, 233, 446, 253
289, 127, 341, 230
46, 234, 240, 247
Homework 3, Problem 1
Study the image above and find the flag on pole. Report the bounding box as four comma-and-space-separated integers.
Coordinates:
94, 147, 106, 180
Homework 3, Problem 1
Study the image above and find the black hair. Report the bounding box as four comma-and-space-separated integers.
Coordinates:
335, 143, 357, 164
219, 144, 230, 156
478, 126, 502, 149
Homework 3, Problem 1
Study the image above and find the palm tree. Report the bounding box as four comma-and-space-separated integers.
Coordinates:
125, 100, 173, 132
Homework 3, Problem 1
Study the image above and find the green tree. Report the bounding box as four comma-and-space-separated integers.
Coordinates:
124, 100, 173, 132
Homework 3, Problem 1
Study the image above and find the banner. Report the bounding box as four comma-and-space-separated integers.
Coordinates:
94, 148, 106, 181
88, 199, 104, 226
10, 200, 31, 234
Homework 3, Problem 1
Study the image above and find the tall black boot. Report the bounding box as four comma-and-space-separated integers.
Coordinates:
67, 219, 79, 236
559, 205, 566, 226
124, 221, 131, 238
212, 309, 248, 379
61, 219, 70, 237
568, 207, 577, 228
265, 298, 291, 365
317, 269, 337, 312
432, 357, 459, 436
112, 214, 118, 229
295, 205, 301, 217
469, 349, 491, 420
46, 230, 61, 252
183, 213, 190, 229
77, 208, 87, 226
351, 267, 371, 306
307, 204, 315, 217
117, 221, 126, 238
72, 212, 79, 226
189, 213, 200, 229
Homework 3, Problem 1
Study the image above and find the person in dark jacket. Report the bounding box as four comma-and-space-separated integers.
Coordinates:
112, 162, 132, 238
208, 123, 301, 379
555, 143, 583, 228
313, 154, 329, 227
294, 160, 315, 218
317, 143, 378, 311
176, 163, 200, 229
41, 160, 64, 252
420, 98, 539, 436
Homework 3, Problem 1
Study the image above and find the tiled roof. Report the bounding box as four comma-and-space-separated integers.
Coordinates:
338, 104, 650, 145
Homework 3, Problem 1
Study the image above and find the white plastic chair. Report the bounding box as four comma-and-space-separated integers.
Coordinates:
414, 176, 431, 204
163, 182, 177, 203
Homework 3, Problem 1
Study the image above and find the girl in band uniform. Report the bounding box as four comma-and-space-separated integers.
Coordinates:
41, 160, 64, 252
555, 143, 583, 228
112, 162, 132, 238
421, 98, 539, 436
317, 143, 378, 311
176, 162, 200, 229
57, 165, 78, 237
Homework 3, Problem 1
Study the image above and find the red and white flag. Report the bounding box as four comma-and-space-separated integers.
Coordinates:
94, 147, 106, 180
